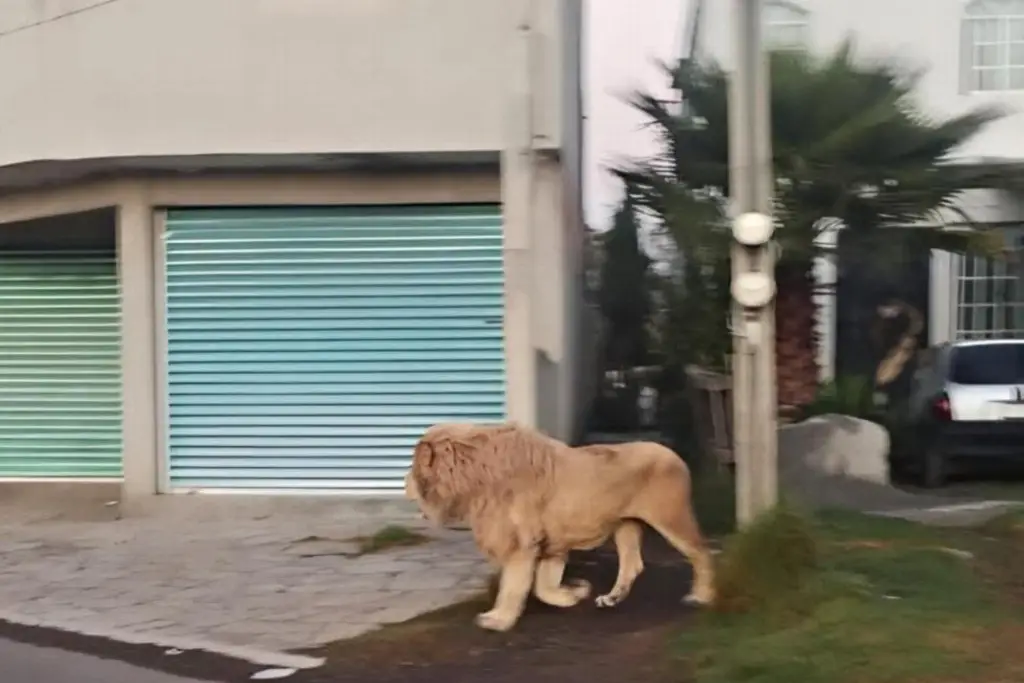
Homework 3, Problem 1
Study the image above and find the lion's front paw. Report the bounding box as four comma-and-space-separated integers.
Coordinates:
595, 592, 620, 608
474, 610, 518, 632
681, 589, 715, 607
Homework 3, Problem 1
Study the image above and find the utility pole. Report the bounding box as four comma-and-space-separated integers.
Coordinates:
728, 0, 778, 527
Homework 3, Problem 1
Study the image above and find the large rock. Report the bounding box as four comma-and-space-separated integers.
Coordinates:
778, 413, 890, 487
775, 413, 927, 512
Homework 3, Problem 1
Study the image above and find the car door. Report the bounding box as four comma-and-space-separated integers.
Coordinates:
946, 342, 1024, 422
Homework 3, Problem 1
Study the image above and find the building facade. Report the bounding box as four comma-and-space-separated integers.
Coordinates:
692, 0, 1024, 375
0, 0, 593, 497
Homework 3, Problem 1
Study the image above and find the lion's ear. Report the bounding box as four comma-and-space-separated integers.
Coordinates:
414, 441, 436, 466
449, 439, 477, 461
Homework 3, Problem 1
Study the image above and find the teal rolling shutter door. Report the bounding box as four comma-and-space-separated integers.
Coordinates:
164, 205, 507, 491
0, 251, 122, 477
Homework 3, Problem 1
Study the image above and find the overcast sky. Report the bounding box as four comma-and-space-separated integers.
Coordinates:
583, 0, 690, 232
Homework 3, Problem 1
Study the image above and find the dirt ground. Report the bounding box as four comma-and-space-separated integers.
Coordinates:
292, 534, 698, 683
0, 535, 698, 683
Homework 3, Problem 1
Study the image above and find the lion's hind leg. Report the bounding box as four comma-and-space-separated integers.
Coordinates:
595, 521, 645, 608
635, 484, 716, 606
475, 550, 538, 632
533, 555, 592, 608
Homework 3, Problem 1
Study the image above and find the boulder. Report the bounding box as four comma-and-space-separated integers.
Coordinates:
778, 413, 890, 487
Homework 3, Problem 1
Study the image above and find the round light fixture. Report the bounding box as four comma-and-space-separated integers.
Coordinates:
732, 211, 774, 246
731, 271, 776, 308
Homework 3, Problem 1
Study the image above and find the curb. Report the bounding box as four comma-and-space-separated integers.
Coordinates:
0, 612, 325, 671
870, 499, 1024, 525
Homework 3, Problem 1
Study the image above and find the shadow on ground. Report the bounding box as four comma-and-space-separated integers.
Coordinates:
291, 533, 697, 683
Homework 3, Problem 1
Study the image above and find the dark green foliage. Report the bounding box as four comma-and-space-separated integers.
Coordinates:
588, 376, 641, 433
596, 193, 652, 371
801, 374, 878, 420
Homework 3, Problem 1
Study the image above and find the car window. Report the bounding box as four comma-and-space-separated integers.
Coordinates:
949, 343, 1024, 385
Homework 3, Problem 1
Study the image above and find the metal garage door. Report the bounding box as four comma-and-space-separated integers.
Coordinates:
0, 250, 122, 478
163, 205, 507, 491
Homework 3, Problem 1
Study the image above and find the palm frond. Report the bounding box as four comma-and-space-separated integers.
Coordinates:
616, 36, 1024, 267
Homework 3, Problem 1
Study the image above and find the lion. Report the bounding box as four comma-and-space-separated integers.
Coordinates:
404, 422, 716, 632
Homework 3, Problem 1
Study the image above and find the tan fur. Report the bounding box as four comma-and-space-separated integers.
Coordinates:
405, 422, 716, 632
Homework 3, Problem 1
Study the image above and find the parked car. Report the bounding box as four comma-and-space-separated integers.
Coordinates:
888, 339, 1024, 489
893, 339, 1024, 487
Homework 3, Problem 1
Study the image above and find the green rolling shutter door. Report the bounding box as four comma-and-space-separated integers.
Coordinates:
0, 250, 122, 477
163, 205, 507, 491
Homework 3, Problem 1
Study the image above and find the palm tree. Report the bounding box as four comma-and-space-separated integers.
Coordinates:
619, 40, 1018, 410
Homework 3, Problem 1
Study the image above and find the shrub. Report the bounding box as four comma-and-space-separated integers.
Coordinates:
801, 374, 877, 420
692, 466, 737, 538
714, 503, 819, 613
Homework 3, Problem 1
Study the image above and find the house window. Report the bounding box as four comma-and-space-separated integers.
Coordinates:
963, 0, 1024, 92
955, 231, 1024, 338
763, 1, 809, 49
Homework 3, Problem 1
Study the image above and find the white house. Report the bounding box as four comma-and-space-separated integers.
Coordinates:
691, 0, 1024, 374
0, 0, 593, 499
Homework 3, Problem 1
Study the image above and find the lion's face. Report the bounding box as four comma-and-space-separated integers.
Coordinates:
403, 469, 430, 523
405, 449, 453, 526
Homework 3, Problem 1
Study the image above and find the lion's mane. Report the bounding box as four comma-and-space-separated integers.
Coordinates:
409, 422, 561, 556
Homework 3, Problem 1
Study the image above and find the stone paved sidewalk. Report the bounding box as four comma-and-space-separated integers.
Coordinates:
0, 494, 490, 667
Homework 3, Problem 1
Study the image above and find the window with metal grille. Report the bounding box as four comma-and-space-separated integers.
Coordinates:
962, 0, 1024, 92
955, 234, 1024, 339
764, 1, 809, 50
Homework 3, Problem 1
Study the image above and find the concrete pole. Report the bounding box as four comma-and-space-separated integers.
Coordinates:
728, 0, 778, 526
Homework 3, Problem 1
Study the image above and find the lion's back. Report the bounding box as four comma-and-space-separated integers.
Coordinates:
571, 440, 687, 480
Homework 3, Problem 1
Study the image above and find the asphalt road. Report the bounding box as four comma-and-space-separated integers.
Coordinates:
0, 637, 206, 683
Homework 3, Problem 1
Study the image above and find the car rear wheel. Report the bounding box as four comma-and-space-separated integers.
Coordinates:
918, 445, 947, 489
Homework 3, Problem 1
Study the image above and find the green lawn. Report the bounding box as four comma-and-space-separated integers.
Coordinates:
674, 507, 1024, 683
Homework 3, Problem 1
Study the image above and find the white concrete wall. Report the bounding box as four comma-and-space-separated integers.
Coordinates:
0, 0, 572, 165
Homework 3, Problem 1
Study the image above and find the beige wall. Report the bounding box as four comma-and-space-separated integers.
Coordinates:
0, 166, 584, 495
0, 0, 572, 166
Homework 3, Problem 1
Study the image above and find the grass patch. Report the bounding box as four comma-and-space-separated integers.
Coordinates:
350, 524, 430, 555
977, 506, 1024, 536
713, 504, 817, 614
692, 466, 737, 538
675, 506, 1024, 683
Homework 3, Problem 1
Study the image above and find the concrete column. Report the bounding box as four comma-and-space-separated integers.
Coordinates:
501, 0, 541, 429
532, 158, 571, 440
813, 222, 840, 381
930, 250, 956, 345
117, 193, 159, 499
501, 149, 539, 429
